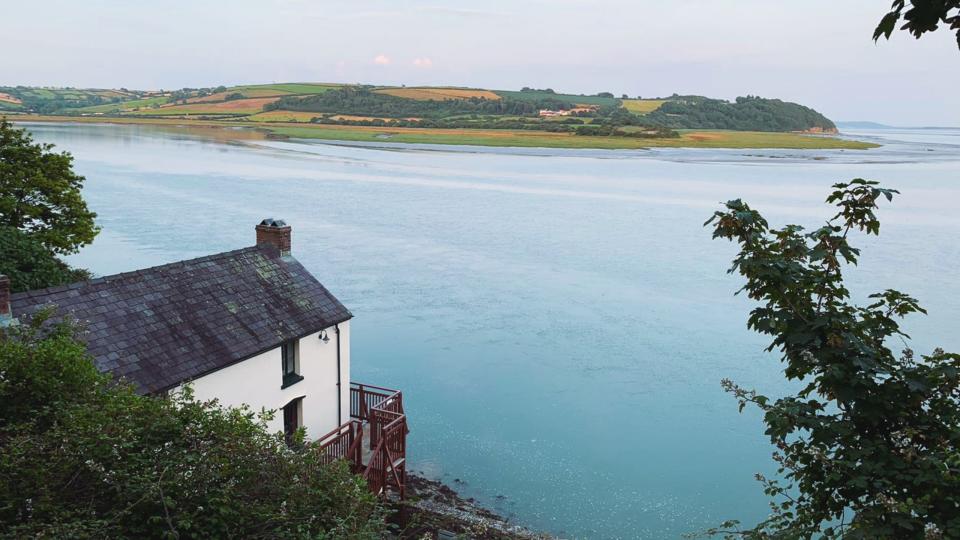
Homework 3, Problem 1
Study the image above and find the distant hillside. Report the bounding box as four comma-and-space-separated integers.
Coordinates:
643, 95, 837, 133
0, 82, 838, 136
836, 121, 894, 129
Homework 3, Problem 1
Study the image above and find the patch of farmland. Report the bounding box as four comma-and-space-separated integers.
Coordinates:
374, 87, 501, 101
494, 90, 619, 106
76, 96, 171, 113
24, 89, 57, 99
92, 89, 134, 99
246, 110, 320, 122
233, 83, 340, 95
187, 87, 303, 103
186, 92, 235, 103
331, 114, 422, 121
622, 99, 666, 114
126, 97, 279, 116
0, 92, 22, 104
232, 87, 299, 98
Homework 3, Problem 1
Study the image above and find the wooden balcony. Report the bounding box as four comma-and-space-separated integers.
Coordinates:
315, 382, 409, 499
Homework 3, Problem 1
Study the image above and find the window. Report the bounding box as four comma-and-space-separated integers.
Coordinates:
282, 397, 303, 446
280, 340, 303, 388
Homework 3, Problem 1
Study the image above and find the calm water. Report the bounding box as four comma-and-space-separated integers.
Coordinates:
23, 123, 960, 539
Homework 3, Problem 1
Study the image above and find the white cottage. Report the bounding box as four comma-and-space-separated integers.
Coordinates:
4, 220, 407, 497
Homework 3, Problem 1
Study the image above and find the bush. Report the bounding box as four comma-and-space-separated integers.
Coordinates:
0, 314, 386, 539
706, 180, 960, 538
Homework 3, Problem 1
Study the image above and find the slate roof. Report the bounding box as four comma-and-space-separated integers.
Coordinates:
10, 244, 352, 394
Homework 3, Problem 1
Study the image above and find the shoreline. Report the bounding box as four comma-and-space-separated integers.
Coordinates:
399, 474, 552, 539
4, 113, 880, 151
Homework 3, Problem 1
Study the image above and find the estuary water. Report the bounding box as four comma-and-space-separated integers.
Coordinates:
22, 123, 960, 539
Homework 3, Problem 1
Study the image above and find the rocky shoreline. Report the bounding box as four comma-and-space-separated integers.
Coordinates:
392, 474, 553, 539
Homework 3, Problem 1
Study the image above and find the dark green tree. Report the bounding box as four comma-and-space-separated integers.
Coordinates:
705, 180, 960, 538
0, 313, 386, 539
875, 0, 960, 48
0, 118, 99, 254
0, 226, 91, 292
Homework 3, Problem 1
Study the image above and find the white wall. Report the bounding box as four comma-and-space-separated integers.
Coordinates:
175, 321, 350, 440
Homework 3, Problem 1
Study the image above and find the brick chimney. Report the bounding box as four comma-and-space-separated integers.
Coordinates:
0, 275, 10, 323
256, 218, 292, 255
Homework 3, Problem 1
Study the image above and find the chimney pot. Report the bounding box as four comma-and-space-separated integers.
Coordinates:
255, 218, 292, 255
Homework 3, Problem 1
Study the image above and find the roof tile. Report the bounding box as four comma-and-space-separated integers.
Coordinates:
10, 244, 351, 394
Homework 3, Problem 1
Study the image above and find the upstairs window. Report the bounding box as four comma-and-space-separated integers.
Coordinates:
281, 340, 303, 388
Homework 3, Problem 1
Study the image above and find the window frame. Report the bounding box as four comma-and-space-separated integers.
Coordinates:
282, 396, 304, 446
280, 340, 303, 388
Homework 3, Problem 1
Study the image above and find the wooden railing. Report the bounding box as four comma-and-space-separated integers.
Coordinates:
317, 382, 408, 499
364, 412, 407, 497
315, 419, 364, 472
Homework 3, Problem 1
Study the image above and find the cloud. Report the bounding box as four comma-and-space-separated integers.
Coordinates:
412, 57, 433, 68
373, 54, 391, 65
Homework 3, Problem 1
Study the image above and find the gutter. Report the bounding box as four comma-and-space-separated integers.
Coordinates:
335, 324, 342, 425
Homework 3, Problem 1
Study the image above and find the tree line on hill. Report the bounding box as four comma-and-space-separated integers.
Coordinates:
644, 95, 837, 132
4, 82, 841, 135
271, 88, 836, 134
268, 86, 576, 118
270, 86, 682, 138
0, 86, 125, 114
307, 112, 679, 138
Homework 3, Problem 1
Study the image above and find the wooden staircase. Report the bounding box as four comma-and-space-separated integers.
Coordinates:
316, 383, 409, 499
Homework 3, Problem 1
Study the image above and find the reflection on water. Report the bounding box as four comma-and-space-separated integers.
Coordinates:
23, 122, 960, 539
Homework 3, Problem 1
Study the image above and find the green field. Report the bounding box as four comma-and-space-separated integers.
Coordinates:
76, 96, 170, 113
223, 87, 295, 98
246, 110, 320, 122
622, 99, 666, 114
231, 83, 340, 95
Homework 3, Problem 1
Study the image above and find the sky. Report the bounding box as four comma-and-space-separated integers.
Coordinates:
3, 0, 958, 125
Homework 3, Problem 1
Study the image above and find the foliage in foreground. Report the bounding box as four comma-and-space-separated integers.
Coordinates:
875, 0, 960, 49
705, 180, 960, 539
0, 118, 99, 254
0, 314, 386, 539
0, 226, 91, 292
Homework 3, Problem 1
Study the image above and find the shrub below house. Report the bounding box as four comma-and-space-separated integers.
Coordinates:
0, 312, 386, 539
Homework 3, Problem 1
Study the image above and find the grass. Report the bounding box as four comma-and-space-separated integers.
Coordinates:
92, 89, 132, 99
124, 97, 279, 116
231, 83, 339, 95
246, 110, 320, 122
228, 87, 296, 98
9, 115, 880, 150
76, 96, 171, 113
25, 89, 57, 99
374, 87, 501, 101
265, 124, 878, 150
622, 99, 666, 114
185, 87, 309, 104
